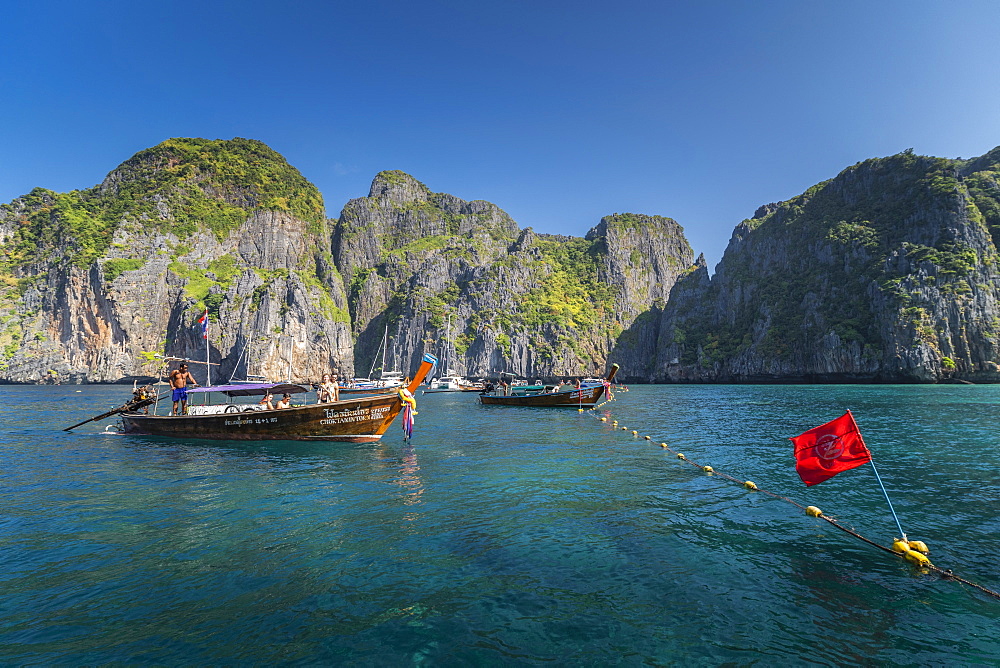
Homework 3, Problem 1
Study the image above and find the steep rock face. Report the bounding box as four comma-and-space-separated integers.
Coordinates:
335, 172, 691, 377
596, 214, 694, 378
19, 138, 996, 386
0, 138, 353, 384
656, 148, 1000, 382
334, 174, 694, 381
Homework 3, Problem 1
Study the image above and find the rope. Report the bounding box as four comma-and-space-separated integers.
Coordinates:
583, 406, 1000, 602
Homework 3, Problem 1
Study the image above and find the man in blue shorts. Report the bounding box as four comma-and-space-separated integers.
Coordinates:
169, 362, 199, 415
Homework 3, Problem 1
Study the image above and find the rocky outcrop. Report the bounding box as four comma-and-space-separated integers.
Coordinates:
654, 148, 1000, 382
7, 138, 1000, 385
334, 174, 694, 381
0, 148, 693, 385
0, 138, 353, 384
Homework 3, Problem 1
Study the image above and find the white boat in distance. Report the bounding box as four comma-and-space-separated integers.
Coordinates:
423, 375, 485, 393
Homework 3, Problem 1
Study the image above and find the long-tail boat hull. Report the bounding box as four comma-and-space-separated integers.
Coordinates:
120, 355, 436, 443
478, 385, 606, 407
479, 364, 619, 407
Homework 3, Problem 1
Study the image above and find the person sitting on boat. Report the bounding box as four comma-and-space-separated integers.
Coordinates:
259, 391, 274, 410
169, 362, 199, 415
276, 393, 292, 409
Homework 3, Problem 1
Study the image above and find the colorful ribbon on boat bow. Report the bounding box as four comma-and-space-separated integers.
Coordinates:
398, 388, 417, 440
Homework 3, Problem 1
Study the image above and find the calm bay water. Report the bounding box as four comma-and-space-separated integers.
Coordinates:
1, 384, 998, 664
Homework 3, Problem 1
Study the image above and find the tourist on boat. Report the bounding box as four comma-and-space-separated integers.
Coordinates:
317, 373, 339, 403
259, 391, 274, 410
169, 362, 199, 415
276, 394, 292, 409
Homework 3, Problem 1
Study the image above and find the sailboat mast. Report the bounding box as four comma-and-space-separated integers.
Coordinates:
285, 335, 292, 383
392, 318, 402, 373
229, 330, 250, 383
368, 325, 387, 379
445, 313, 451, 376
380, 325, 388, 378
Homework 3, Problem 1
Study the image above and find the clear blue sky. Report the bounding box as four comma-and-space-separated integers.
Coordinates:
3, 0, 999, 268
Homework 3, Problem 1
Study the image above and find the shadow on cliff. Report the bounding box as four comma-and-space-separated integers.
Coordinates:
607, 308, 663, 383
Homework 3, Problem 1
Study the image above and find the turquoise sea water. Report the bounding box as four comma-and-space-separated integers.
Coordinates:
1, 384, 998, 664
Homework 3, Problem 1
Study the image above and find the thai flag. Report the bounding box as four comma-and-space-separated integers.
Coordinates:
198, 308, 208, 339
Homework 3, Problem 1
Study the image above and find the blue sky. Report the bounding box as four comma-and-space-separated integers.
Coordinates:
3, 0, 999, 268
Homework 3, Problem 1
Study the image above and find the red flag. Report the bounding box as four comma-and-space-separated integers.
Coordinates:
789, 410, 871, 486
198, 308, 208, 339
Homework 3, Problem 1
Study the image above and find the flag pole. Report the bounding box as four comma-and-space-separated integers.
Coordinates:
847, 409, 907, 541
867, 458, 907, 542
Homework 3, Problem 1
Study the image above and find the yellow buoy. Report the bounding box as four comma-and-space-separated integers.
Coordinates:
744, 481, 758, 490
612, 421, 618, 426
677, 453, 685, 460
578, 408, 584, 413
904, 549, 931, 567
600, 417, 607, 422
891, 539, 909, 554
644, 435, 651, 440
805, 506, 823, 517
702, 465, 713, 473
660, 443, 668, 448
908, 540, 929, 554
621, 427, 628, 431
631, 430, 638, 436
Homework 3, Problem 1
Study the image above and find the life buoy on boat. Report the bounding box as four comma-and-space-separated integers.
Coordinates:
225, 404, 240, 413
397, 388, 417, 415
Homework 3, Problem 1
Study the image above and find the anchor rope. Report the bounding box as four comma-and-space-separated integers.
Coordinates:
581, 404, 1000, 602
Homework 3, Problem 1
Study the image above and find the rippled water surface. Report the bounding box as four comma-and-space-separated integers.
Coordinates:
2, 384, 998, 664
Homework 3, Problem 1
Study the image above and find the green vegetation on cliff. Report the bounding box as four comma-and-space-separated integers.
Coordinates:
670, 148, 1000, 371
518, 237, 615, 332
1, 138, 325, 270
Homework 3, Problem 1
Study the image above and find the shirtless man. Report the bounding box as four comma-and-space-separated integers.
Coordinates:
317, 373, 339, 404
169, 362, 199, 415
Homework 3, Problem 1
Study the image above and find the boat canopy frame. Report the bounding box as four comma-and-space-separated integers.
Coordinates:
187, 382, 310, 397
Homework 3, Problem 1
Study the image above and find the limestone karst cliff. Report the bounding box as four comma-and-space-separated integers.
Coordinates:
0, 138, 353, 384
653, 148, 1000, 382
4, 139, 1000, 384
333, 171, 694, 381
0, 140, 694, 384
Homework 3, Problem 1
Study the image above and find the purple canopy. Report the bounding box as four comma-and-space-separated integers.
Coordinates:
187, 382, 310, 397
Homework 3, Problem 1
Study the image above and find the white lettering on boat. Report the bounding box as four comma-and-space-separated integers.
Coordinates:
319, 405, 390, 425
223, 417, 279, 426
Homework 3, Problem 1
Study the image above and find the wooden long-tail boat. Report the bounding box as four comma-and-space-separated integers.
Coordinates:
478, 364, 619, 407
112, 354, 438, 443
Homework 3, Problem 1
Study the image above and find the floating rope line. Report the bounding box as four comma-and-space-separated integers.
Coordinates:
581, 406, 1000, 602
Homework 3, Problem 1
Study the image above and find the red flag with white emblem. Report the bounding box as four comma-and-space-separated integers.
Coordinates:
790, 410, 872, 486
